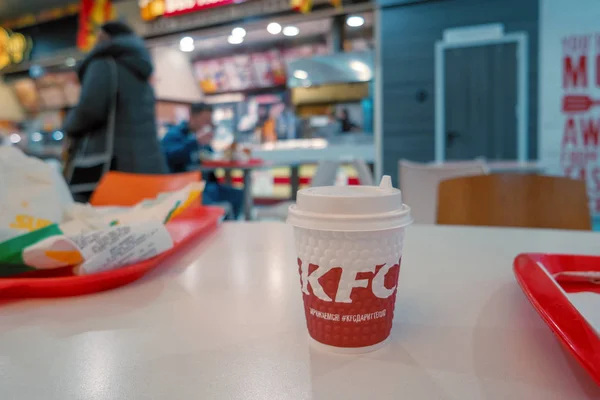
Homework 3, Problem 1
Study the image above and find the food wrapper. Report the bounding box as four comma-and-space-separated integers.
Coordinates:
0, 182, 204, 277
0, 146, 73, 243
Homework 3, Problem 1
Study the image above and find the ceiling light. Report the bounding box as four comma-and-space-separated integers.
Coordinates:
346, 15, 365, 28
52, 131, 64, 141
180, 36, 195, 52
349, 60, 372, 81
180, 37, 194, 47
65, 57, 76, 67
228, 35, 244, 45
350, 61, 368, 72
283, 26, 299, 37
293, 70, 308, 80
231, 27, 246, 38
267, 22, 282, 35
9, 133, 20, 144
31, 132, 43, 142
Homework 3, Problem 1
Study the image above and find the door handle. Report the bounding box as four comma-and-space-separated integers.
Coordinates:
446, 131, 460, 147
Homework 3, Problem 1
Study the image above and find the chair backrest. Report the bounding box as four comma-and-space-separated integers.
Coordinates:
352, 159, 375, 186
399, 160, 488, 224
437, 174, 591, 230
90, 171, 201, 207
311, 160, 339, 187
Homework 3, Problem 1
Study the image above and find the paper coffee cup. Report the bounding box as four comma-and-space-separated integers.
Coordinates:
287, 176, 412, 353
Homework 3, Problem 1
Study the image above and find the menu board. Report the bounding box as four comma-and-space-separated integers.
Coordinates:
11, 73, 81, 113
251, 50, 286, 87
37, 73, 82, 110
282, 45, 316, 64
193, 44, 329, 94
314, 43, 330, 55
222, 54, 255, 91
195, 55, 257, 93
37, 73, 67, 110
12, 79, 40, 113
194, 59, 225, 94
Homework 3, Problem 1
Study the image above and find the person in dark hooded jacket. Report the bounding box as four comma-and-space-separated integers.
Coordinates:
64, 21, 167, 189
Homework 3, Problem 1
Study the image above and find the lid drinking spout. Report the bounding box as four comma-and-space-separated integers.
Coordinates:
379, 175, 392, 190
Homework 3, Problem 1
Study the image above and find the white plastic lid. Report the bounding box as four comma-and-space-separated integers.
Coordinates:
287, 176, 412, 231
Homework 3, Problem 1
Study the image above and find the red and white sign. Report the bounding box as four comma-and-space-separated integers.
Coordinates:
540, 0, 600, 216
163, 0, 235, 17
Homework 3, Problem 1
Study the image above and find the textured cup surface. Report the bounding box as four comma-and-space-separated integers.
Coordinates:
294, 227, 405, 350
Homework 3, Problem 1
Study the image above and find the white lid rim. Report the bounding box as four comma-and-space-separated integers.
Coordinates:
287, 204, 413, 232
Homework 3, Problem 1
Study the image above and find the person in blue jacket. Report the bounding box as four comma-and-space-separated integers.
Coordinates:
161, 103, 243, 219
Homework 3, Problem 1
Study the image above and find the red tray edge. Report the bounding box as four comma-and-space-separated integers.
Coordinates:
513, 253, 600, 387
0, 206, 224, 298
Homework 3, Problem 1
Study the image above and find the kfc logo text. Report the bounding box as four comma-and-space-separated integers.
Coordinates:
298, 259, 399, 303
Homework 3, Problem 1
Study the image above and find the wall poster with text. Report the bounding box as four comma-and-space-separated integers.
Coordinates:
540, 0, 600, 216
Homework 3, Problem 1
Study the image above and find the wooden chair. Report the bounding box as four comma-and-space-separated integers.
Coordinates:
89, 171, 201, 207
437, 174, 591, 230
399, 159, 488, 224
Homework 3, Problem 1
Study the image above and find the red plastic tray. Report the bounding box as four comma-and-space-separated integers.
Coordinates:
514, 253, 600, 386
0, 206, 224, 298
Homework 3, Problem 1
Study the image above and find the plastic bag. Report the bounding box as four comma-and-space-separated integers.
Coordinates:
0, 147, 73, 243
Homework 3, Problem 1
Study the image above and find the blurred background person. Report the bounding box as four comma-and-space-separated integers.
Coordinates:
161, 102, 243, 219
161, 102, 214, 174
261, 104, 279, 143
338, 108, 359, 133
63, 21, 167, 196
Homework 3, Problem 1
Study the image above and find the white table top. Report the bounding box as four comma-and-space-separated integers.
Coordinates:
1, 224, 600, 399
